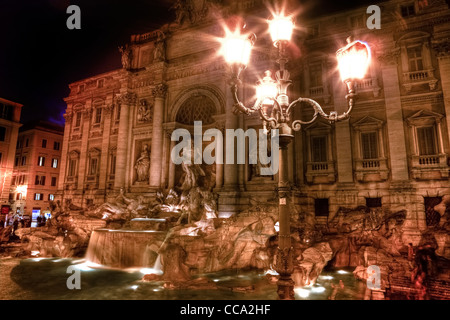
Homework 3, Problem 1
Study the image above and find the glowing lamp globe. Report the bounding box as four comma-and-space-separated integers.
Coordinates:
269, 16, 294, 44
221, 34, 254, 66
256, 71, 278, 105
336, 39, 371, 82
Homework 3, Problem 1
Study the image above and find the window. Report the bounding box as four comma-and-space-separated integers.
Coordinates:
361, 132, 378, 159
0, 104, 13, 120
79, 85, 85, 93
38, 156, 45, 166
34, 193, 43, 201
54, 141, 60, 150
25, 138, 29, 147
35, 175, 45, 186
311, 136, 327, 162
417, 126, 437, 156
17, 138, 23, 148
116, 105, 121, 120
51, 177, 57, 186
366, 197, 382, 208
94, 108, 102, 124
48, 194, 55, 201
315, 198, 329, 217
52, 158, 58, 168
0, 126, 6, 141
75, 111, 82, 127
15, 157, 19, 167
401, 4, 415, 17
19, 175, 26, 185
68, 159, 77, 176
16, 193, 22, 200
98, 79, 104, 88
110, 154, 116, 175
11, 176, 16, 185
42, 139, 47, 148
21, 156, 26, 166
407, 46, 423, 72
309, 63, 323, 88
89, 158, 98, 176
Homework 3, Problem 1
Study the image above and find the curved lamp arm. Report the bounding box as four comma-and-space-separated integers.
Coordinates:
230, 75, 357, 132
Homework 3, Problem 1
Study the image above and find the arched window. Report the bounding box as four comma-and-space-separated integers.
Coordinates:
176, 94, 216, 125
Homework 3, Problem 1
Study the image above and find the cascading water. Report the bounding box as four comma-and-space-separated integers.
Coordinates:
85, 218, 168, 269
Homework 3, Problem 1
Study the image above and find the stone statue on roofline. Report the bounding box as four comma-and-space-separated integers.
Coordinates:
153, 31, 166, 62
170, 0, 193, 25
119, 44, 132, 69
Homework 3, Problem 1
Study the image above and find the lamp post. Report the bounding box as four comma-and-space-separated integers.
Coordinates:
220, 14, 371, 300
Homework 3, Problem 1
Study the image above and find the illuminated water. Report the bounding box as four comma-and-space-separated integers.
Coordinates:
0, 257, 366, 300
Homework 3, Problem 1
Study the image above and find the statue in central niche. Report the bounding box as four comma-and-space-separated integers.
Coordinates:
135, 144, 150, 182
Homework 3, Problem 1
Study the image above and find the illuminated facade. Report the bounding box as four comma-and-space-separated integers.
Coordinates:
10, 121, 63, 219
0, 97, 22, 215
58, 0, 450, 244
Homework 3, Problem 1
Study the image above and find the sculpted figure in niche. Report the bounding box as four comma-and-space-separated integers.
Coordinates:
118, 44, 132, 69
135, 144, 150, 182
137, 99, 152, 123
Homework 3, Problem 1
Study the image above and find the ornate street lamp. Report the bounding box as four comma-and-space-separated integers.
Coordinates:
220, 14, 371, 300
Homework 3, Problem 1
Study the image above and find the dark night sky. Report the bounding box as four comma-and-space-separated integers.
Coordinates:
0, 0, 393, 126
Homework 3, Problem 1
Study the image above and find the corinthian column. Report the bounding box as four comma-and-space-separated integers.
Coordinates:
149, 83, 167, 188
114, 92, 136, 189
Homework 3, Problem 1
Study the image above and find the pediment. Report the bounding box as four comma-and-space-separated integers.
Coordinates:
305, 120, 332, 131
352, 115, 384, 129
407, 109, 443, 125
88, 147, 101, 156
69, 150, 80, 158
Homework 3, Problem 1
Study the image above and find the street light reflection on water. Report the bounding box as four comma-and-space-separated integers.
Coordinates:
0, 257, 366, 300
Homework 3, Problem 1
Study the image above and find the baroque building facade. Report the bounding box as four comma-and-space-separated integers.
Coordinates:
58, 0, 450, 244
